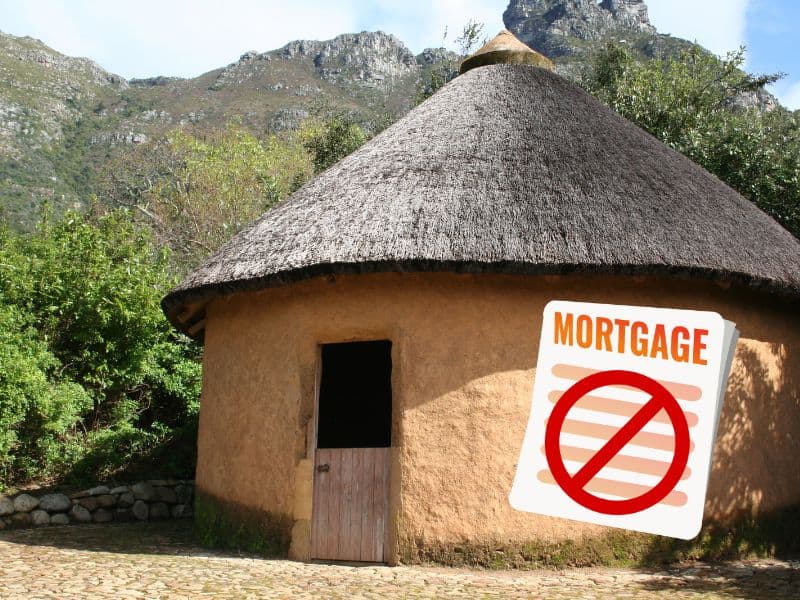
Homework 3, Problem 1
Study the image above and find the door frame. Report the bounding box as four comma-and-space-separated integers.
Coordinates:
309, 338, 393, 562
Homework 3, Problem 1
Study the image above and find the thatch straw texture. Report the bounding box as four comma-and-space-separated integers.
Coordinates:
460, 29, 554, 73
163, 64, 800, 334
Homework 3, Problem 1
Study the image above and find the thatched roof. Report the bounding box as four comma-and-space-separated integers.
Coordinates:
460, 29, 554, 73
163, 62, 800, 337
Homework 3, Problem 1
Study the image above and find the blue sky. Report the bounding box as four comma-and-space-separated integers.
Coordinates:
1, 0, 798, 108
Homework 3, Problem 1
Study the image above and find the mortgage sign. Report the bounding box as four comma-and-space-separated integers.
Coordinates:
509, 301, 739, 539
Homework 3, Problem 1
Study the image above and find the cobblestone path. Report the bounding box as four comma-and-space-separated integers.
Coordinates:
1, 522, 798, 599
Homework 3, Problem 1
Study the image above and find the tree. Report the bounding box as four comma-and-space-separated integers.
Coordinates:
0, 208, 202, 485
0, 300, 91, 482
584, 44, 800, 239
300, 112, 368, 174
415, 20, 486, 104
101, 123, 313, 271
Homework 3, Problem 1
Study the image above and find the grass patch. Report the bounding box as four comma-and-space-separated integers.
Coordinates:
194, 490, 292, 557
399, 504, 800, 569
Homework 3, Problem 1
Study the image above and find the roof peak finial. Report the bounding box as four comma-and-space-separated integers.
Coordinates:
459, 29, 554, 74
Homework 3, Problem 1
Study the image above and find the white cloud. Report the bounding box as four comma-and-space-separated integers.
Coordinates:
367, 0, 507, 52
771, 80, 800, 111
0, 0, 513, 78
646, 0, 750, 57
1, 0, 362, 78
0, 0, 766, 80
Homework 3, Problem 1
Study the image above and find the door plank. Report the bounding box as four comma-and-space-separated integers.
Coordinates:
372, 447, 388, 562
311, 447, 389, 562
311, 450, 322, 558
339, 448, 353, 560
359, 447, 376, 561
348, 448, 363, 561
331, 449, 343, 561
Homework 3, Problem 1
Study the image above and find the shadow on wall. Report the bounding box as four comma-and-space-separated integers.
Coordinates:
639, 337, 800, 564
707, 340, 800, 520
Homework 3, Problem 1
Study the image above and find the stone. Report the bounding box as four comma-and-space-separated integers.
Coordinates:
114, 508, 133, 521
117, 492, 135, 507
38, 493, 71, 512
0, 496, 14, 516
10, 512, 32, 526
132, 500, 148, 521
154, 486, 178, 504
175, 485, 193, 505
13, 493, 39, 512
0, 518, 5, 529
131, 482, 155, 501
77, 496, 99, 511
31, 509, 50, 526
96, 494, 116, 508
503, 0, 660, 72
69, 490, 90, 499
92, 508, 113, 523
149, 502, 169, 519
170, 504, 189, 518
50, 513, 70, 525
69, 504, 91, 523
109, 486, 129, 495
87, 485, 110, 496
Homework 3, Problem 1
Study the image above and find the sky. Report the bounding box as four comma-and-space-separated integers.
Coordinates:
0, 0, 798, 109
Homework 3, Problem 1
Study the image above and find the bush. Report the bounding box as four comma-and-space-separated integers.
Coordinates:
0, 208, 201, 487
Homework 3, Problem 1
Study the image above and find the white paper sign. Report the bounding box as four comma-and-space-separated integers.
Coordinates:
509, 300, 739, 539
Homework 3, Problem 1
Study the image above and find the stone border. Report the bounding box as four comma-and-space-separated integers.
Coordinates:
0, 480, 194, 529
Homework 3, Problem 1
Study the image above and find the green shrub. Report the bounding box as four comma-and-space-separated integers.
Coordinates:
0, 208, 201, 486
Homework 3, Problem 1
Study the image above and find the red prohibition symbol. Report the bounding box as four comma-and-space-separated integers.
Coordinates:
545, 370, 690, 515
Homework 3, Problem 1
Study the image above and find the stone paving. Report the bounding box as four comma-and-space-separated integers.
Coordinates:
0, 522, 798, 599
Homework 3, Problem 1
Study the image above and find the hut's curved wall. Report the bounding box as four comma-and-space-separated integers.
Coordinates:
197, 272, 800, 563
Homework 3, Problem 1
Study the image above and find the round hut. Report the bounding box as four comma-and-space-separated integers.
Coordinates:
163, 31, 800, 564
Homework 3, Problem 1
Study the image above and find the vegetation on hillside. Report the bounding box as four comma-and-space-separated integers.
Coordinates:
102, 124, 314, 270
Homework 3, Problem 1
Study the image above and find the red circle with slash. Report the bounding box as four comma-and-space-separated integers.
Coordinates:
545, 370, 690, 515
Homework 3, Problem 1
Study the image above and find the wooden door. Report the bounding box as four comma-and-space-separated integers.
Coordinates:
311, 447, 389, 562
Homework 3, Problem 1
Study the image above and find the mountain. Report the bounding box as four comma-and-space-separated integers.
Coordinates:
0, 1, 778, 229
504, 0, 703, 76
0, 30, 454, 229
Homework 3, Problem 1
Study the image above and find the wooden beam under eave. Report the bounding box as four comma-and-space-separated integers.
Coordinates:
187, 319, 206, 337
176, 303, 202, 324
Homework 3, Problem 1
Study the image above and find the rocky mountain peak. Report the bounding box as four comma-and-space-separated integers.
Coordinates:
504, 0, 655, 57
276, 31, 417, 87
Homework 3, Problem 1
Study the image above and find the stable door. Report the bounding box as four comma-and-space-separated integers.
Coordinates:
311, 340, 392, 563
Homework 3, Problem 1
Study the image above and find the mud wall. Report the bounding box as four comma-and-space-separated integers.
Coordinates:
197, 272, 800, 563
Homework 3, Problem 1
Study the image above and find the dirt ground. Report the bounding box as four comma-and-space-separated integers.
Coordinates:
0, 521, 798, 599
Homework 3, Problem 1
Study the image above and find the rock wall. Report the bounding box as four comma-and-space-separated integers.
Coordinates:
504, 0, 656, 58
0, 480, 194, 529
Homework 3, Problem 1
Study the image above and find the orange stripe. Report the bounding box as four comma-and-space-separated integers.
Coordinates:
537, 470, 688, 507
548, 390, 699, 427
542, 445, 691, 480
551, 364, 702, 401
558, 419, 695, 452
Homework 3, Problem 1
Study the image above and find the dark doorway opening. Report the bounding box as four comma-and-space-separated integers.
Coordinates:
317, 340, 392, 449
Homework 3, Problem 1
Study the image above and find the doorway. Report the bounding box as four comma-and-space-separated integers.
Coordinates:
311, 340, 392, 562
